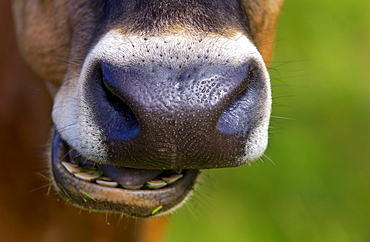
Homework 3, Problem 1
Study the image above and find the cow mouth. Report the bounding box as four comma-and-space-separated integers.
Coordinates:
50, 131, 199, 217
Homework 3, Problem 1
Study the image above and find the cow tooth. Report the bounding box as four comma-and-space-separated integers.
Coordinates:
160, 174, 183, 184
74, 172, 100, 181
62, 161, 81, 174
96, 177, 119, 187
122, 184, 143, 190
147, 180, 167, 189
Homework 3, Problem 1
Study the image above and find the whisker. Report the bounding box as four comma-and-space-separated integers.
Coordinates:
271, 115, 295, 120
262, 154, 276, 166
29, 184, 50, 193
35, 172, 53, 195
272, 95, 296, 100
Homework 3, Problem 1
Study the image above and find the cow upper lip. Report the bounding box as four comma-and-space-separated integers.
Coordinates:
50, 131, 199, 217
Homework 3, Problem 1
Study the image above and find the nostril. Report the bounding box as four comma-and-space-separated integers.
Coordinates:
216, 66, 261, 135
216, 88, 249, 135
101, 67, 140, 140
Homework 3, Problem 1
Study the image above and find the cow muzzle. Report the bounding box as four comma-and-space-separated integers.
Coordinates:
51, 30, 271, 217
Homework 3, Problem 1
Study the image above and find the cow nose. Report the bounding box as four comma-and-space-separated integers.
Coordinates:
90, 61, 253, 169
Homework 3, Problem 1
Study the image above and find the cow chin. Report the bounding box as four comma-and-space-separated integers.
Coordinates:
50, 30, 271, 217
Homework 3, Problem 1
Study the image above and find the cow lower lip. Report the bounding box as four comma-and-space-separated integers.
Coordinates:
50, 131, 199, 217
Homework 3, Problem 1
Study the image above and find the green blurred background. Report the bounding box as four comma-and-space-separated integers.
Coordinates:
165, 0, 370, 241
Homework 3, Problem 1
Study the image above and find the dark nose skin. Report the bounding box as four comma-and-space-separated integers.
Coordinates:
87, 62, 253, 169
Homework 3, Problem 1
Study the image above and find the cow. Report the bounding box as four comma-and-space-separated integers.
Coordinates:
1, 0, 283, 240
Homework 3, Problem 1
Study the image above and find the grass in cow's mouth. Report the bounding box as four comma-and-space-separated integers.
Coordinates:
61, 150, 185, 190
151, 205, 163, 215
81, 191, 96, 201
